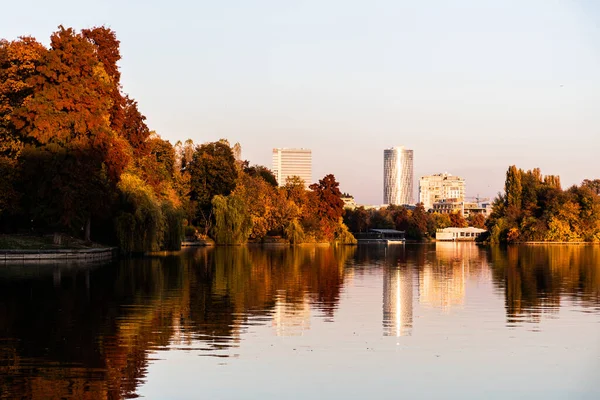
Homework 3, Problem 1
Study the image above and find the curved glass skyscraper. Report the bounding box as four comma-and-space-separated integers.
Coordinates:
383, 146, 414, 205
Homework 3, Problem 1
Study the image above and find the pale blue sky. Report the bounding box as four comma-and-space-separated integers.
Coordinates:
2, 0, 599, 204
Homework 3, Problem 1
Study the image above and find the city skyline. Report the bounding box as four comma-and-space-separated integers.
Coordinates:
2, 1, 598, 205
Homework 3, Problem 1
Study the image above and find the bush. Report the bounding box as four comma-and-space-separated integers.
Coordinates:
184, 225, 197, 237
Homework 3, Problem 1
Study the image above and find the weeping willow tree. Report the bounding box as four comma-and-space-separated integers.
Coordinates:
212, 194, 252, 245
162, 202, 184, 251
334, 218, 357, 245
115, 172, 183, 253
115, 173, 164, 253
284, 218, 305, 245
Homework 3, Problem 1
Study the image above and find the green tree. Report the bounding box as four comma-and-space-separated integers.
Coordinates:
187, 140, 238, 234
115, 173, 165, 253
212, 194, 252, 245
243, 163, 278, 187
284, 218, 305, 244
343, 206, 370, 232
505, 165, 523, 209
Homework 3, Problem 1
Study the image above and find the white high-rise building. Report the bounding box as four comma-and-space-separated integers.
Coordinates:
272, 148, 312, 188
383, 146, 414, 205
419, 173, 466, 210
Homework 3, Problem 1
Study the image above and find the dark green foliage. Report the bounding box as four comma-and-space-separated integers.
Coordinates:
162, 203, 183, 251
243, 163, 278, 187
18, 145, 113, 235
187, 140, 238, 233
188, 141, 238, 208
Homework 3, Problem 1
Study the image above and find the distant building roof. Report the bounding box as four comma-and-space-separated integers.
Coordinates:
369, 229, 406, 234
437, 227, 487, 233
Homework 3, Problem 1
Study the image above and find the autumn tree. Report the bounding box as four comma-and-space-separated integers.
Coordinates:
487, 165, 600, 243
232, 173, 278, 240
0, 37, 47, 218
7, 27, 132, 239
81, 26, 125, 132
284, 176, 308, 211
0, 26, 185, 250
308, 174, 345, 241
449, 211, 468, 228
467, 213, 486, 229
582, 179, 600, 195
309, 174, 344, 221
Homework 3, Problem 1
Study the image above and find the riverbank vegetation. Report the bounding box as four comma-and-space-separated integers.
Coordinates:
343, 204, 485, 241
486, 166, 600, 243
0, 26, 355, 252
0, 233, 107, 250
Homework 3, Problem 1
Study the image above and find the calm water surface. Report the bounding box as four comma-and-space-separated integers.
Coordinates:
1, 243, 599, 399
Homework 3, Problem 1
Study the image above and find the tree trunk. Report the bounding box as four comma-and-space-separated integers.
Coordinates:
85, 218, 91, 242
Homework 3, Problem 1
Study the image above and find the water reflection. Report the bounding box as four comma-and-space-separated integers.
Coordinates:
0, 246, 355, 399
418, 243, 471, 311
382, 265, 413, 337
488, 245, 600, 326
0, 244, 598, 399
272, 294, 311, 337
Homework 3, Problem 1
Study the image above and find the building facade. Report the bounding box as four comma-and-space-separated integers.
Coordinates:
419, 173, 466, 210
435, 227, 486, 241
341, 196, 358, 209
272, 148, 312, 188
432, 200, 492, 219
383, 146, 414, 205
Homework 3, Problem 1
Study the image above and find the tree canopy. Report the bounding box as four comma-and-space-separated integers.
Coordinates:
486, 166, 600, 243
0, 26, 357, 249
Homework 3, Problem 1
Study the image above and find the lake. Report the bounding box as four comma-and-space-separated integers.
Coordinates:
1, 243, 599, 399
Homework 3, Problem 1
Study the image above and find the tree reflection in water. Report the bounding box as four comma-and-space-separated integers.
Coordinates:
0, 244, 598, 399
488, 245, 600, 325
0, 246, 355, 399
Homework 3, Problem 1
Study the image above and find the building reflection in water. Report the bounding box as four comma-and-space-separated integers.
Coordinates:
417, 242, 490, 312
272, 293, 311, 337
382, 265, 413, 337
418, 243, 466, 311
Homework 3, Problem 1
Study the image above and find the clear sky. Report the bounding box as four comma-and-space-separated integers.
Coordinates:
2, 0, 599, 205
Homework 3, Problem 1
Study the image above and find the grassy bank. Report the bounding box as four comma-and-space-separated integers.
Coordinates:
0, 234, 107, 250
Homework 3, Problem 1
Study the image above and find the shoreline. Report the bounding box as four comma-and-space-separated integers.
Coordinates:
0, 247, 118, 263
